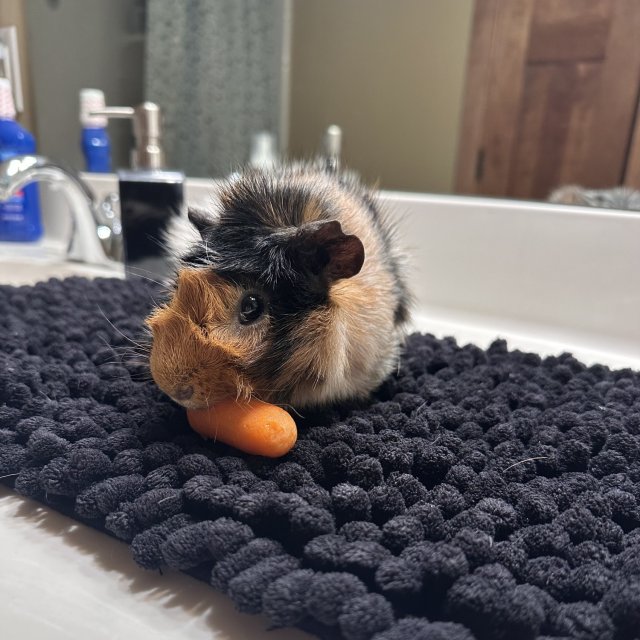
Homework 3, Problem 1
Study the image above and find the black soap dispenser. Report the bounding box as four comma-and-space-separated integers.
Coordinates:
90, 101, 184, 279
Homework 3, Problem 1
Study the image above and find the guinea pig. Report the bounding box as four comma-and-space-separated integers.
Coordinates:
145, 162, 411, 410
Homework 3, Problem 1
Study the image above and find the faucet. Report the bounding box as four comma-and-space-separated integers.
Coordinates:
0, 155, 122, 265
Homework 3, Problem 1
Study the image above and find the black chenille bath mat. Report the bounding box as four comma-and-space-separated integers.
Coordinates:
2, 277, 640, 640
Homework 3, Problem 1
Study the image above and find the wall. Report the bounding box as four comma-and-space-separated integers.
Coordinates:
0, 0, 36, 134
289, 0, 474, 193
21, 0, 474, 190
24, 0, 145, 171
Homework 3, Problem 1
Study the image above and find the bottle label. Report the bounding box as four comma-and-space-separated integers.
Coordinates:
0, 192, 26, 219
0, 150, 26, 222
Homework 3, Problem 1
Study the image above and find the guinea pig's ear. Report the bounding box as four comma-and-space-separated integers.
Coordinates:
293, 220, 365, 281
187, 207, 215, 237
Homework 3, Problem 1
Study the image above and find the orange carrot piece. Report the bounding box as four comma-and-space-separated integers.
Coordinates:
187, 399, 297, 458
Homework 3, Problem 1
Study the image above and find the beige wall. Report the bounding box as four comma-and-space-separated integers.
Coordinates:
289, 0, 474, 193
0, 0, 35, 133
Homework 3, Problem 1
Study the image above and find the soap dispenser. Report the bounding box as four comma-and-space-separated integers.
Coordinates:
323, 124, 342, 174
90, 101, 184, 279
79, 89, 112, 173
0, 77, 42, 242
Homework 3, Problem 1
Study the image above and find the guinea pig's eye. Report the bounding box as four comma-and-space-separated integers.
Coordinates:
239, 293, 264, 324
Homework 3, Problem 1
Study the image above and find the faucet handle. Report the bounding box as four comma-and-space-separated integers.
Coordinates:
94, 192, 124, 263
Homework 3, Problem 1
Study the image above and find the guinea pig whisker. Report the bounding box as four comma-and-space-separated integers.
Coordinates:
125, 263, 172, 282
243, 385, 304, 416
96, 359, 124, 367
126, 269, 169, 290
281, 404, 305, 419
97, 341, 151, 360
99, 339, 149, 352
95, 337, 124, 357
147, 234, 174, 254
98, 355, 151, 369
204, 390, 221, 445
95, 345, 151, 369
96, 355, 149, 369
127, 276, 174, 310
95, 304, 147, 346
117, 349, 151, 361
109, 373, 148, 381
98, 318, 152, 354
252, 397, 305, 419
112, 356, 151, 368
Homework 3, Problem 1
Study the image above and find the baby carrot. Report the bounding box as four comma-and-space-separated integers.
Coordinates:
187, 398, 297, 458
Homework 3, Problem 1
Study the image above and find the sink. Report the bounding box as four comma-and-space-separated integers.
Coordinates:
1, 177, 639, 640
0, 237, 124, 285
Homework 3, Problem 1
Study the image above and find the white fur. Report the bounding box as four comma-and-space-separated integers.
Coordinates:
162, 213, 202, 260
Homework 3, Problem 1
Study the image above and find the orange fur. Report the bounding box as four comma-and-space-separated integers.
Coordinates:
146, 269, 268, 408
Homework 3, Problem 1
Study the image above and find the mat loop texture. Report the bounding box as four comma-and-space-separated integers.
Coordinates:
1, 277, 640, 640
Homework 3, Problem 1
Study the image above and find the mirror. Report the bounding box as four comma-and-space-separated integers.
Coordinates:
14, 0, 640, 207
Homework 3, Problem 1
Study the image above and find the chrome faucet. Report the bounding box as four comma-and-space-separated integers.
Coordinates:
0, 155, 122, 264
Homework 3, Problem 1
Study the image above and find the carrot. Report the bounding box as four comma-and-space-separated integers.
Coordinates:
187, 399, 297, 458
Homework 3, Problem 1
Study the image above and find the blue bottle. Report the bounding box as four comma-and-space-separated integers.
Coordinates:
80, 89, 112, 173
82, 127, 111, 172
0, 78, 42, 242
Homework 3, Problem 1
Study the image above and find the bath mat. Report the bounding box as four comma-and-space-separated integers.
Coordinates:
1, 276, 640, 640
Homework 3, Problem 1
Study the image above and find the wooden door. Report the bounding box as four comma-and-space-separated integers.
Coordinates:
455, 0, 640, 200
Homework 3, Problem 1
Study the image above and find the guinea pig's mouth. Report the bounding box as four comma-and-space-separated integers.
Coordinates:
162, 383, 244, 411
168, 394, 206, 411
151, 368, 252, 411
147, 352, 243, 410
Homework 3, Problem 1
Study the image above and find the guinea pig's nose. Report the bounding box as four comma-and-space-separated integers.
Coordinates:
173, 385, 194, 402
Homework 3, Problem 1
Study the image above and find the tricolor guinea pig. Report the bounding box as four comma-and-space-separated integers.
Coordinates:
145, 163, 410, 410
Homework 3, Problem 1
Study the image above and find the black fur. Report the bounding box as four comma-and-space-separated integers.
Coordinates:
218, 173, 331, 228
183, 168, 406, 308
181, 171, 367, 307
179, 166, 409, 380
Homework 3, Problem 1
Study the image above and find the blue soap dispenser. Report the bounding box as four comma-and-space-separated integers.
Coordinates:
0, 77, 42, 242
79, 88, 112, 173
